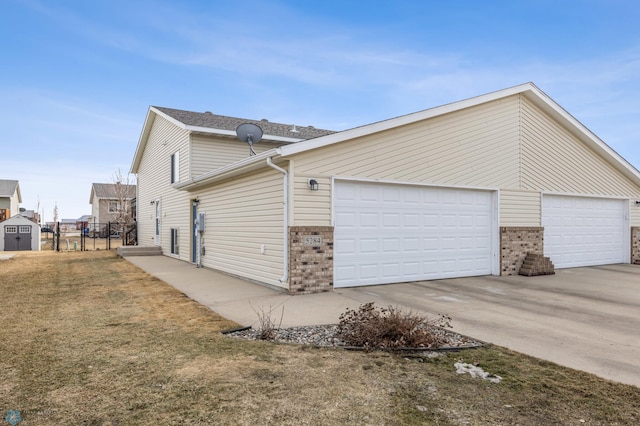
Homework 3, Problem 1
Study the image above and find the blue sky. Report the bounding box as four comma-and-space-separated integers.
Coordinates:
1, 0, 639, 220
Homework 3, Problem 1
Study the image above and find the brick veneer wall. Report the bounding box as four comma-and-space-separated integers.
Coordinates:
632, 227, 640, 265
500, 227, 544, 275
288, 226, 334, 294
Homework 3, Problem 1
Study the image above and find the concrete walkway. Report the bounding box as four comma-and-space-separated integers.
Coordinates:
125, 255, 640, 388
125, 255, 363, 328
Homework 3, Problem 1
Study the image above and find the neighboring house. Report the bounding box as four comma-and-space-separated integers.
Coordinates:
0, 179, 21, 223
19, 208, 40, 224
59, 219, 80, 233
0, 215, 41, 251
130, 83, 640, 294
89, 183, 136, 224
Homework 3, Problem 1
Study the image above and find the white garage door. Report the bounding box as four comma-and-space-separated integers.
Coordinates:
542, 195, 626, 268
334, 181, 494, 288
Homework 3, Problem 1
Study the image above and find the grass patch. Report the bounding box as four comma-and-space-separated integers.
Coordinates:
1, 250, 639, 425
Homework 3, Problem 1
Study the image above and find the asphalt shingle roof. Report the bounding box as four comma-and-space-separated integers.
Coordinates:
153, 106, 336, 140
0, 179, 19, 197
91, 183, 136, 199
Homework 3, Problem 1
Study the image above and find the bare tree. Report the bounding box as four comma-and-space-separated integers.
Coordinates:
111, 169, 136, 225
53, 203, 59, 225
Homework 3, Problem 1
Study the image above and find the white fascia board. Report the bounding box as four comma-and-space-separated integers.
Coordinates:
523, 86, 640, 185
149, 106, 188, 129
279, 83, 534, 157
184, 124, 304, 143
174, 149, 280, 191
130, 107, 158, 173
278, 82, 640, 186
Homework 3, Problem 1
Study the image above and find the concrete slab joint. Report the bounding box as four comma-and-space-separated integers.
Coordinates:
289, 226, 334, 294
500, 227, 544, 276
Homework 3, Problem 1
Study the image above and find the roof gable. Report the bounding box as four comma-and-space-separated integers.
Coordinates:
90, 183, 136, 203
0, 179, 21, 201
149, 82, 640, 191
130, 106, 336, 173
276, 82, 640, 186
4, 214, 39, 227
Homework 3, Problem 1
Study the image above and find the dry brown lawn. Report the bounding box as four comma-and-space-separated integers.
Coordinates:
1, 250, 639, 425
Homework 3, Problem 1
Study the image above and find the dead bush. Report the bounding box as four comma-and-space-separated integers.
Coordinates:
337, 302, 451, 351
251, 303, 284, 341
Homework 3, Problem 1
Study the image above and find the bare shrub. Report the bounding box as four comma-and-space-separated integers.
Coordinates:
251, 303, 284, 341
337, 302, 451, 351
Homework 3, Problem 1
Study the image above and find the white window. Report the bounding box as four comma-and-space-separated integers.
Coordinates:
108, 201, 121, 213
170, 151, 180, 184
19, 226, 31, 233
5, 226, 17, 233
170, 228, 179, 255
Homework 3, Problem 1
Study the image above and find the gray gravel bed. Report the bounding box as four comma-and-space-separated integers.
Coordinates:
225, 324, 485, 351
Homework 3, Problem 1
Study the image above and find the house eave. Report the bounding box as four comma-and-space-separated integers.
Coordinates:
130, 107, 305, 175
277, 82, 640, 187
185, 125, 304, 143
130, 108, 158, 174
520, 87, 640, 186
174, 149, 281, 191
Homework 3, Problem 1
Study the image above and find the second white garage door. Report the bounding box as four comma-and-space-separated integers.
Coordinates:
334, 181, 495, 288
542, 194, 627, 268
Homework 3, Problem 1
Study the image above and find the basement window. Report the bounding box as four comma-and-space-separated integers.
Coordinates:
170, 228, 179, 255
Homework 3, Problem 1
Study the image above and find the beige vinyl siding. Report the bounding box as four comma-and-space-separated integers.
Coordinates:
196, 168, 286, 288
292, 96, 522, 225
521, 96, 640, 199
500, 190, 541, 226
191, 135, 286, 178
631, 201, 640, 227
91, 201, 99, 223
136, 114, 192, 258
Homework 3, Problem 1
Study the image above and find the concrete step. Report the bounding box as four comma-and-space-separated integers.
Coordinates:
116, 246, 162, 257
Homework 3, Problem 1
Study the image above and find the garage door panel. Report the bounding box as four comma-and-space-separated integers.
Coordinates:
543, 195, 625, 269
334, 181, 494, 287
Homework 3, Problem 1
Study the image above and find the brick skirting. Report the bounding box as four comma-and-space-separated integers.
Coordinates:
632, 227, 640, 265
500, 227, 544, 276
288, 226, 334, 294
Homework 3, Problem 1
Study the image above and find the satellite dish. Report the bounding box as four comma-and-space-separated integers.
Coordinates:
236, 123, 263, 156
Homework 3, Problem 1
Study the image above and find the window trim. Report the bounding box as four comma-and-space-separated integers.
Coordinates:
170, 228, 179, 255
170, 151, 180, 184
108, 200, 121, 213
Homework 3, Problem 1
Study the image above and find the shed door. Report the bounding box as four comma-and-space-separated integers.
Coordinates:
542, 195, 626, 268
4, 225, 32, 251
334, 181, 494, 288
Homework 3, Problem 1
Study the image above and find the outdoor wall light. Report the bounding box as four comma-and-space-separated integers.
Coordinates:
636, 200, 640, 206
307, 178, 319, 191
150, 200, 155, 205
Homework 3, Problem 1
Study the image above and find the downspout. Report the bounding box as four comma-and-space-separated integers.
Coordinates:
266, 157, 289, 283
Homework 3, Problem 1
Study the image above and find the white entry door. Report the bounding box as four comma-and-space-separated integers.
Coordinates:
542, 195, 627, 268
334, 181, 495, 288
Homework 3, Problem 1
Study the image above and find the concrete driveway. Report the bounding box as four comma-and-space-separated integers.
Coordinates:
337, 264, 640, 388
